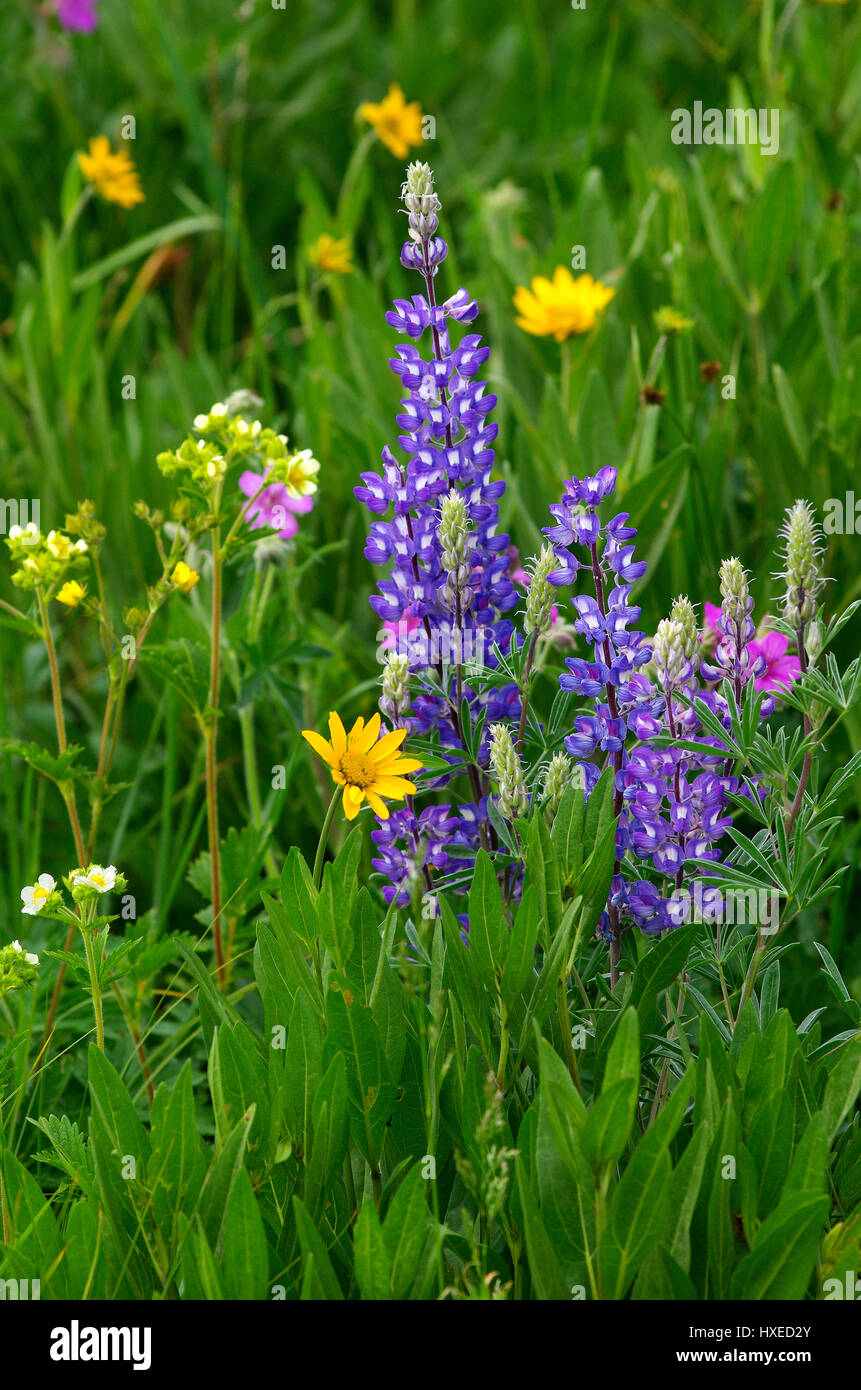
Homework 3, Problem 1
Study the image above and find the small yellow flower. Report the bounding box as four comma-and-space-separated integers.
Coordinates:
171, 561, 199, 593
310, 233, 354, 275
56, 580, 86, 607
359, 84, 424, 159
302, 711, 423, 820
513, 268, 615, 342
283, 449, 320, 499
78, 135, 145, 209
654, 306, 695, 336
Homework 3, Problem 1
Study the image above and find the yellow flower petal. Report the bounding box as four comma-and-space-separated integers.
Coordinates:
302, 729, 337, 766
328, 711, 347, 758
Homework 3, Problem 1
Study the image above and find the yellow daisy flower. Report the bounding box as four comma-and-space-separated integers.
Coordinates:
56, 580, 86, 607
513, 268, 615, 342
171, 561, 200, 593
302, 711, 423, 820
358, 84, 424, 159
310, 233, 354, 275
78, 136, 145, 209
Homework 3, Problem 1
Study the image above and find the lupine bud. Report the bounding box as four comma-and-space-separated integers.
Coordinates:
381, 651, 410, 724
524, 544, 557, 636
669, 594, 699, 660
719, 557, 751, 624
438, 489, 473, 612
542, 751, 573, 819
653, 618, 687, 690
401, 161, 441, 240
805, 617, 824, 666
489, 723, 528, 821
779, 499, 824, 628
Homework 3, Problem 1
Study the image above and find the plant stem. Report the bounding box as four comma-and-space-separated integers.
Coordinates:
312, 785, 342, 890
82, 917, 105, 1050
206, 511, 225, 985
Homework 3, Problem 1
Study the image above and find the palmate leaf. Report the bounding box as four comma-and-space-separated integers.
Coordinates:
0, 738, 86, 785
140, 638, 210, 715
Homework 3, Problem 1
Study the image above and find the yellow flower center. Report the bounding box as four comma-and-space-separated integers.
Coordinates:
32, 885, 49, 902
90, 871, 106, 889
339, 750, 376, 789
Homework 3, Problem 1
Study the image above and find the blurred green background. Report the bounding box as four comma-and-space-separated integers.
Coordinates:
1, 0, 860, 1021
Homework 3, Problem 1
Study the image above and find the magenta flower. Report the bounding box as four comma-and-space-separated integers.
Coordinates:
56, 0, 100, 32
747, 630, 802, 694
702, 601, 800, 693
239, 469, 313, 540
381, 608, 422, 652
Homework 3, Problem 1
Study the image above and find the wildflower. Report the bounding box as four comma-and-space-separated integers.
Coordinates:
489, 723, 529, 821
381, 652, 411, 726
356, 162, 520, 903
20, 874, 56, 916
359, 84, 424, 158
513, 268, 615, 341
238, 469, 314, 540
72, 865, 118, 893
310, 233, 354, 275
56, 0, 99, 31
171, 561, 200, 593
748, 630, 803, 694
438, 489, 474, 613
46, 530, 85, 559
699, 360, 722, 383
0, 941, 40, 998
56, 580, 86, 607
542, 752, 572, 820
702, 601, 800, 694
303, 712, 423, 821
523, 545, 558, 636
777, 499, 825, 631
282, 450, 320, 498
654, 306, 694, 335
11, 941, 39, 965
78, 136, 145, 208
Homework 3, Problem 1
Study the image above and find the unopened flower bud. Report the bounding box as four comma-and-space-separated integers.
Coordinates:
805, 617, 824, 666
381, 652, 410, 724
669, 594, 699, 660
401, 161, 442, 240
542, 752, 572, 819
438, 489, 473, 612
719, 557, 752, 625
778, 499, 824, 629
489, 723, 528, 821
524, 545, 557, 636
653, 618, 687, 690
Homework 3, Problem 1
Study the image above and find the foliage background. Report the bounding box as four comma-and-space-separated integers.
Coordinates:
1, 0, 860, 1169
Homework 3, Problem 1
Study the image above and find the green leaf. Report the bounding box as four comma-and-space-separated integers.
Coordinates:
323, 972, 395, 1167
354, 1197, 392, 1300
730, 1192, 829, 1300
381, 1165, 429, 1299
820, 1037, 861, 1142
468, 848, 507, 988
515, 1160, 573, 1300
292, 1197, 344, 1300
221, 1168, 270, 1300
583, 1077, 638, 1170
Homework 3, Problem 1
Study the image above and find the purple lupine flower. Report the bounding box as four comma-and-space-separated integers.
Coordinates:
56, 0, 99, 32
357, 163, 521, 907
543, 474, 777, 959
